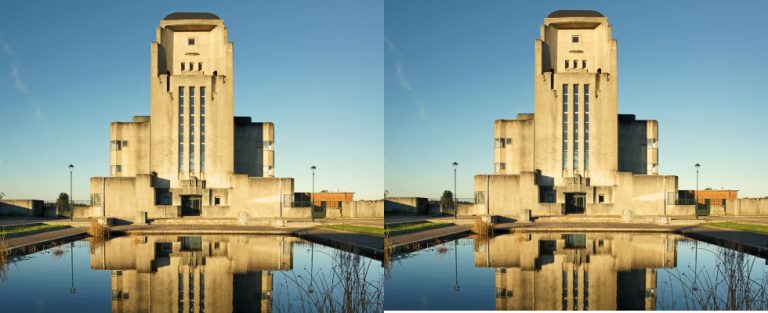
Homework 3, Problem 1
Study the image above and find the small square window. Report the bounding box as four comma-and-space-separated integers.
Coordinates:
505, 138, 512, 145
599, 194, 605, 203
188, 38, 195, 45
121, 140, 128, 148
214, 197, 221, 205
572, 36, 579, 43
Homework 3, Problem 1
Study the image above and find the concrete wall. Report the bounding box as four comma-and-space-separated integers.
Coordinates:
474, 172, 679, 218
234, 119, 274, 178
618, 116, 657, 175
384, 197, 427, 215
494, 118, 534, 175
110, 120, 150, 177
336, 200, 384, 218
0, 200, 44, 216
726, 198, 768, 216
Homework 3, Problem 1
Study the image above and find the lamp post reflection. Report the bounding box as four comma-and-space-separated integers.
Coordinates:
69, 242, 76, 294
453, 240, 460, 292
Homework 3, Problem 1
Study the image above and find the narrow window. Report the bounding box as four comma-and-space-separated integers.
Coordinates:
562, 84, 568, 170
181, 62, 185, 71
599, 195, 605, 203
189, 62, 194, 71
198, 62, 202, 71
582, 60, 587, 68
189, 143, 195, 172
565, 60, 569, 69
178, 87, 184, 172
573, 84, 579, 170
584, 84, 590, 170
574, 59, 578, 68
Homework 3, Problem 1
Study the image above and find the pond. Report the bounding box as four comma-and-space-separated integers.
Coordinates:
384, 232, 768, 311
0, 235, 383, 313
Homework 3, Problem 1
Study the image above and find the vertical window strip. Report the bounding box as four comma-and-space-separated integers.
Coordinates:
585, 84, 590, 170
189, 87, 195, 172
573, 84, 579, 169
562, 84, 568, 170
178, 87, 184, 172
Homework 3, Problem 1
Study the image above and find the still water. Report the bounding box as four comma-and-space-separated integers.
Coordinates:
0, 235, 383, 313
384, 232, 768, 311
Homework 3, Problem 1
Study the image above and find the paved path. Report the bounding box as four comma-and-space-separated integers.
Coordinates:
679, 225, 768, 258
388, 224, 472, 252
496, 222, 678, 233
296, 228, 383, 260
4, 227, 87, 254
112, 224, 300, 235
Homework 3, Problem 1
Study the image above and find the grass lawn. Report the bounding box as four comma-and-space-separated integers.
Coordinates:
319, 224, 385, 237
385, 222, 454, 234
705, 222, 768, 235
0, 223, 71, 237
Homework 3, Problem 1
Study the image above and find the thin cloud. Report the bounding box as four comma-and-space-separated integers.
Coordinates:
1, 35, 45, 122
386, 38, 435, 125
385, 38, 413, 91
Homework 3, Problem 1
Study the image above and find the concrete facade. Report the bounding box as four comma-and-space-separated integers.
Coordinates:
0, 199, 44, 216
474, 10, 686, 218
88, 13, 300, 221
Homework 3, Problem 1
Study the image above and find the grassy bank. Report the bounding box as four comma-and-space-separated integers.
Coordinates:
706, 222, 768, 235
0, 223, 70, 237
385, 222, 454, 233
319, 224, 385, 237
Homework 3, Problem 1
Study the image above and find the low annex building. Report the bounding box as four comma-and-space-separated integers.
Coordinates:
473, 10, 688, 218
84, 13, 303, 220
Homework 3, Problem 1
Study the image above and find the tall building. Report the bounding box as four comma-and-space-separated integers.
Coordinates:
473, 11, 686, 217
86, 13, 304, 220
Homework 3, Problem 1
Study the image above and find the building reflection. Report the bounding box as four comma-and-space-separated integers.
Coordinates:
474, 233, 682, 310
90, 235, 297, 313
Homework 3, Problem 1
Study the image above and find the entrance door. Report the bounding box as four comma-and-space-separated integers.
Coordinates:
181, 195, 202, 216
698, 199, 711, 216
565, 193, 586, 214
312, 201, 326, 219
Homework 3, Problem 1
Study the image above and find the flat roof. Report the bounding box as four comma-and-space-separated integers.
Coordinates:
547, 10, 604, 18
163, 12, 220, 20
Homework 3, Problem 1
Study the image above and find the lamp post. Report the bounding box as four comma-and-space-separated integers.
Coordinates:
311, 165, 316, 222
695, 163, 700, 219
69, 164, 74, 221
453, 162, 458, 219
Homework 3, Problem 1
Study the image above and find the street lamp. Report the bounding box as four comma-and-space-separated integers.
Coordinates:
453, 162, 458, 219
311, 165, 316, 222
69, 164, 74, 221
695, 163, 700, 219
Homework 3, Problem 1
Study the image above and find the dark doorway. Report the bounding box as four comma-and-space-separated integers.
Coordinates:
565, 193, 586, 214
312, 201, 326, 219
181, 195, 202, 216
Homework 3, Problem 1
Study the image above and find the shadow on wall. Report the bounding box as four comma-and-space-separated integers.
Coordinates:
0, 200, 44, 217
384, 198, 427, 215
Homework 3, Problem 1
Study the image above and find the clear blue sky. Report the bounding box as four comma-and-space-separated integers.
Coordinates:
0, 1, 383, 200
385, 0, 768, 198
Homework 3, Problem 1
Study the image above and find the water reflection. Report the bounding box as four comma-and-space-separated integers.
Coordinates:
474, 233, 680, 310
384, 232, 767, 311
86, 235, 382, 313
